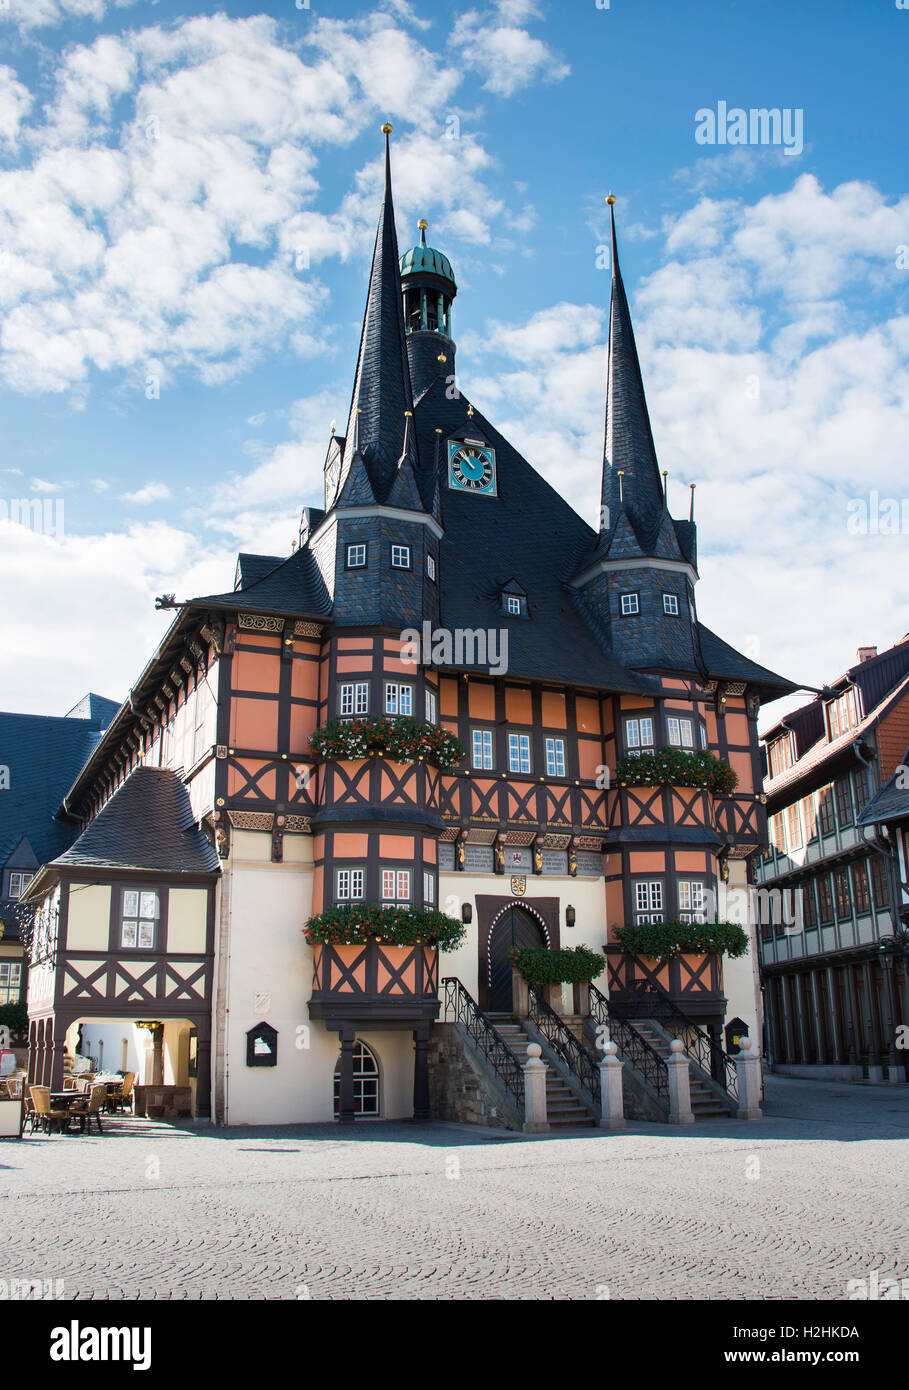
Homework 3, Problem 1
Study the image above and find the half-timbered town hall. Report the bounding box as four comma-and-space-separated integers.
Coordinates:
24, 129, 795, 1128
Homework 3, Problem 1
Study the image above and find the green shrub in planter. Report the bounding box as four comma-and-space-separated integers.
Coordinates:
614, 747, 738, 797
507, 945, 606, 985
0, 1002, 27, 1037
614, 919, 749, 964
309, 716, 464, 772
304, 904, 467, 951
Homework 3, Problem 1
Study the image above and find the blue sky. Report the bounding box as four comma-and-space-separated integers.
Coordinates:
1, 0, 908, 720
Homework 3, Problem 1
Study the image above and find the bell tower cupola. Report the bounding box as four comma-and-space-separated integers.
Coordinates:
399, 220, 457, 401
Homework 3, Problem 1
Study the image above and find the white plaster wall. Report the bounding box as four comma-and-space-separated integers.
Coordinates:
721, 860, 762, 1050
222, 831, 326, 1124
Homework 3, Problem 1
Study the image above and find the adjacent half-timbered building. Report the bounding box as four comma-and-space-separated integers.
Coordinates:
25, 130, 795, 1124
757, 639, 909, 1081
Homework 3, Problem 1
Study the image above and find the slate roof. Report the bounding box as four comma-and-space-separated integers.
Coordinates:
413, 379, 659, 694
183, 148, 793, 705
194, 545, 331, 619
339, 130, 427, 508
857, 753, 909, 827
597, 201, 672, 556
0, 703, 118, 871
697, 624, 796, 698
49, 767, 220, 875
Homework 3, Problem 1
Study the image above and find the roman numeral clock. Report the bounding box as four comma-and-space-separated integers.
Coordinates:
447, 439, 497, 496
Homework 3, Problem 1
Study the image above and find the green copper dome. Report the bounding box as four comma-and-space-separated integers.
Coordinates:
399, 225, 456, 287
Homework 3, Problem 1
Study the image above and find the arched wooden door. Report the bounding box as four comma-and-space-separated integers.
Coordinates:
486, 905, 547, 1012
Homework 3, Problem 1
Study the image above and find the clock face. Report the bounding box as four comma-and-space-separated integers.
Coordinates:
447, 441, 497, 495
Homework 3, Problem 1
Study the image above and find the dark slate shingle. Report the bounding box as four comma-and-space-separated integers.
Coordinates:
52, 767, 220, 874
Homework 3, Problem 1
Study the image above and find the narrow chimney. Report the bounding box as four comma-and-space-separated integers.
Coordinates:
857, 646, 877, 663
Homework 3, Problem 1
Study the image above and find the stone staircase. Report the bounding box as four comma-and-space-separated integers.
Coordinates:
631, 1019, 734, 1119
487, 1016, 598, 1129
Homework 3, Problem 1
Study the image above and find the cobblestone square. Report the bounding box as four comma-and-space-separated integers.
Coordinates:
2, 1076, 908, 1301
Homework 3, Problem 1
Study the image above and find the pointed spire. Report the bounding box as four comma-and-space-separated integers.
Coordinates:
599, 196, 666, 549
340, 123, 420, 504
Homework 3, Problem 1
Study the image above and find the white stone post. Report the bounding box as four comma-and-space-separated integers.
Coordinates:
734, 1037, 763, 1120
522, 1043, 549, 1133
666, 1038, 694, 1125
598, 1041, 625, 1129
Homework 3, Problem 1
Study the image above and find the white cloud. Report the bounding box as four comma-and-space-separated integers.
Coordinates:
0, 65, 31, 144
30, 477, 59, 493
0, 11, 541, 395
120, 481, 171, 505
449, 5, 569, 98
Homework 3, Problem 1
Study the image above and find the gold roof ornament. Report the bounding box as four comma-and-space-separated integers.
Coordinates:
606, 191, 616, 206
381, 122, 393, 135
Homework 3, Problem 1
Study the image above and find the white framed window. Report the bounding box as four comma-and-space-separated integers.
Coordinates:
621, 593, 639, 615
391, 544, 411, 569
506, 595, 522, 615
121, 889, 158, 950
336, 868, 365, 901
339, 682, 369, 718
425, 689, 437, 725
634, 880, 663, 924
0, 962, 22, 1005
472, 729, 494, 770
624, 716, 655, 756
346, 543, 366, 568
423, 871, 435, 904
662, 593, 679, 615
545, 737, 566, 777
8, 871, 34, 900
381, 868, 411, 907
667, 716, 695, 748
384, 682, 413, 716
678, 880, 707, 923
426, 554, 436, 581
507, 732, 531, 774
334, 1039, 380, 1117
700, 723, 708, 750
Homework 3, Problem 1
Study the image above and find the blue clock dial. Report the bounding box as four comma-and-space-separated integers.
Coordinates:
448, 441, 496, 495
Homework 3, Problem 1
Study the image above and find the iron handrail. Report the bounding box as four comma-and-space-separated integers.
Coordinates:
441, 978, 524, 1114
619, 979, 739, 1102
588, 982, 669, 1104
526, 985, 601, 1109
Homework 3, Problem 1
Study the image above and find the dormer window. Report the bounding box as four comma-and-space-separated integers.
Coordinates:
8, 871, 34, 900
662, 593, 679, 615
767, 732, 795, 778
621, 593, 639, 616
427, 554, 436, 581
500, 583, 528, 617
391, 544, 411, 570
826, 687, 859, 740
346, 543, 366, 569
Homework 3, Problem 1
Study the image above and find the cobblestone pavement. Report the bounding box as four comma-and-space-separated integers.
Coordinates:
2, 1076, 907, 1300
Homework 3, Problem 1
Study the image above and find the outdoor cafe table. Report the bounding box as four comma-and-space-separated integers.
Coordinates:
48, 1093, 89, 1133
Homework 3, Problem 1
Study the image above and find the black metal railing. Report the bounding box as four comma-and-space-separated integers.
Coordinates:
588, 983, 669, 1104
615, 979, 739, 1102
526, 985, 600, 1110
441, 978, 524, 1114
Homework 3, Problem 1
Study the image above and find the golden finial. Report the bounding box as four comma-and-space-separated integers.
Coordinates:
466, 403, 474, 418
437, 353, 447, 363
418, 219, 428, 231
606, 192, 616, 206
381, 122, 393, 135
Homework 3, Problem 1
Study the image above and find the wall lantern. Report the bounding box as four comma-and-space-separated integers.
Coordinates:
565, 905, 576, 928
462, 903, 473, 925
